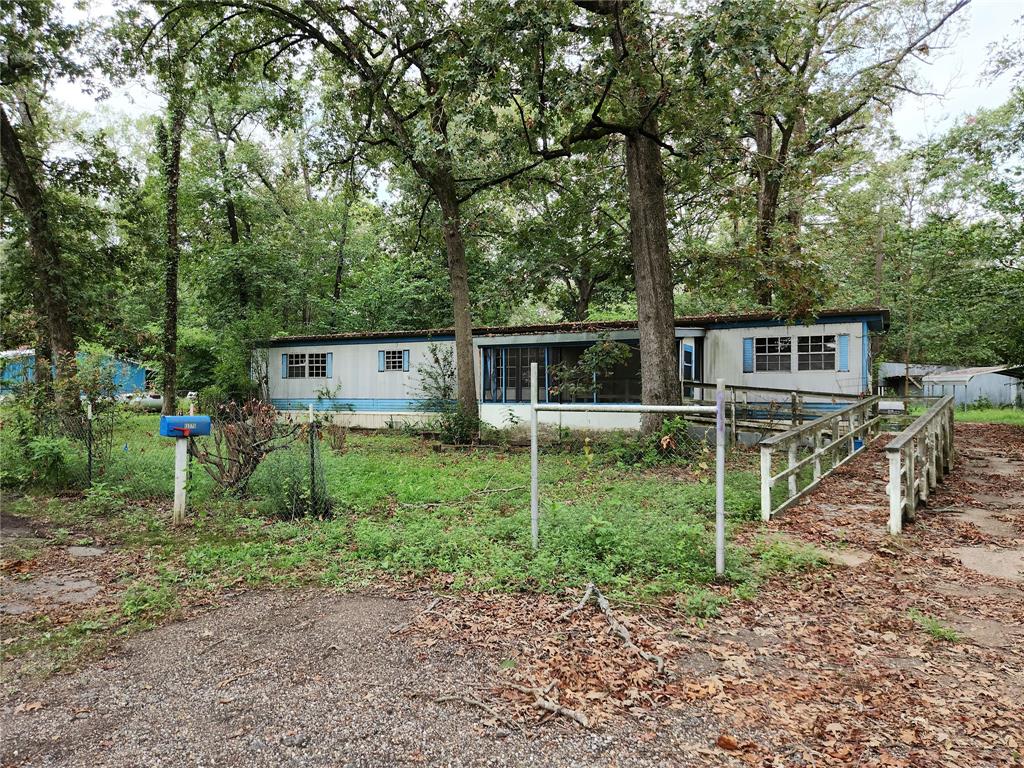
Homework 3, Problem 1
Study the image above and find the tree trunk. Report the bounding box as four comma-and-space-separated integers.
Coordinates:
571, 276, 595, 321
753, 114, 780, 306
332, 187, 354, 300
434, 178, 479, 420
206, 102, 249, 310
159, 99, 186, 416
0, 105, 78, 400
623, 123, 682, 432
580, 1, 681, 433
206, 103, 239, 246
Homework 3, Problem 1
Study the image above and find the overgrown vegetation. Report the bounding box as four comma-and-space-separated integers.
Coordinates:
414, 342, 481, 444
1, 419, 798, 674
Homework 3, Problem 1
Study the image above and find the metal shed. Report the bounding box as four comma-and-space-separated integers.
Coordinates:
922, 365, 1024, 407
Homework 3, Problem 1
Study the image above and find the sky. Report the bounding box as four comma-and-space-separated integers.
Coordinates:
53, 0, 1023, 144
889, 0, 1021, 142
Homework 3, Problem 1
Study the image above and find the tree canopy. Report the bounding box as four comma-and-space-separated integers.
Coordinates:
2, 0, 1020, 406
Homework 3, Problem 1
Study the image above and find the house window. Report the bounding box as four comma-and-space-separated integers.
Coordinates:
381, 350, 406, 372
482, 347, 548, 403
286, 353, 306, 378
754, 337, 792, 372
798, 335, 836, 371
307, 352, 328, 378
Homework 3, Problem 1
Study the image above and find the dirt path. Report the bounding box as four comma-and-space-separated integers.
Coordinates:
0, 589, 727, 768
2, 423, 1022, 767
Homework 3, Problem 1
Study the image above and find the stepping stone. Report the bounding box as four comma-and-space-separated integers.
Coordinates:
67, 546, 107, 558
953, 547, 1024, 583
6, 574, 102, 604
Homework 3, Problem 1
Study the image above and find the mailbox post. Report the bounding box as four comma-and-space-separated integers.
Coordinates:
159, 415, 211, 524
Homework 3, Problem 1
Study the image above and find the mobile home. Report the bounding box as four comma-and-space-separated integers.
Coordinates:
253, 307, 889, 430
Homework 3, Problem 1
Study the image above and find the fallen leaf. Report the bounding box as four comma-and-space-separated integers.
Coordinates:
717, 734, 740, 751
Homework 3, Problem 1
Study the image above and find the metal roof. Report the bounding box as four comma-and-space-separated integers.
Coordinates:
0, 348, 34, 359
878, 362, 954, 379
923, 365, 1024, 385
254, 306, 890, 347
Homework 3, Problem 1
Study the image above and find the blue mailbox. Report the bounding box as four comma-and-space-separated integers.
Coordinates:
159, 415, 211, 438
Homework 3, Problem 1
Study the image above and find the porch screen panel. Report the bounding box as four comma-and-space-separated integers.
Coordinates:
597, 346, 641, 403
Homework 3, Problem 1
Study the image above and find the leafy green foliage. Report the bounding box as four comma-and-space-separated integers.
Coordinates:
908, 609, 962, 643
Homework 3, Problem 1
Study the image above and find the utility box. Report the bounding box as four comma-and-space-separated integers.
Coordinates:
159, 415, 211, 438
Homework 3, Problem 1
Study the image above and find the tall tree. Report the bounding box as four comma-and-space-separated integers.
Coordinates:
0, 0, 89, 404
157, 91, 187, 414
503, 1, 735, 427
147, 0, 561, 420
717, 0, 970, 305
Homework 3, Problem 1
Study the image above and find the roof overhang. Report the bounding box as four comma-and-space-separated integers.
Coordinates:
923, 365, 1024, 386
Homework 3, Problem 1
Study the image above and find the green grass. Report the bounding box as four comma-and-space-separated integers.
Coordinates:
952, 408, 1024, 426
1, 423, 814, 675
906, 405, 1024, 426
909, 608, 962, 643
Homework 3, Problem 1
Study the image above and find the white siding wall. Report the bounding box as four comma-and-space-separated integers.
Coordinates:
266, 339, 456, 406
480, 403, 643, 430
703, 321, 869, 396
258, 318, 877, 429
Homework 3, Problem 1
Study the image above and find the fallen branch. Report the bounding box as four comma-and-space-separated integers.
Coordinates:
433, 694, 516, 727
558, 582, 667, 675
509, 683, 589, 728
557, 583, 595, 622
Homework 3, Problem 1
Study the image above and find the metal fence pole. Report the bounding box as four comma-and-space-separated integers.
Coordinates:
715, 378, 726, 578
308, 403, 316, 515
86, 400, 93, 488
530, 362, 539, 551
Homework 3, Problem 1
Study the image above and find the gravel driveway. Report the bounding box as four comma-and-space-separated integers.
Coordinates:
1, 590, 721, 768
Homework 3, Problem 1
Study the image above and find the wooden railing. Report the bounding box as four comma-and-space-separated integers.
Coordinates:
759, 396, 882, 522
885, 395, 955, 535
685, 382, 867, 440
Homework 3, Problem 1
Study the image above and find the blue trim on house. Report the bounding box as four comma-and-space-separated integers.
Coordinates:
476, 339, 639, 349
543, 347, 549, 400
270, 398, 437, 412
706, 313, 886, 331
861, 321, 870, 393
267, 335, 456, 349
837, 334, 850, 372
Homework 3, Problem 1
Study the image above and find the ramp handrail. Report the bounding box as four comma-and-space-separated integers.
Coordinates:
758, 396, 882, 521
885, 395, 955, 534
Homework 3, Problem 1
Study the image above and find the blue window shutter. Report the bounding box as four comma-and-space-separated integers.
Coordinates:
326, 353, 333, 379
378, 351, 385, 372
742, 338, 754, 373
281, 353, 288, 379
402, 350, 410, 372
838, 334, 850, 372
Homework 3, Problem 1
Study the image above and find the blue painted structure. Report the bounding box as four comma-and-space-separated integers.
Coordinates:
0, 350, 147, 395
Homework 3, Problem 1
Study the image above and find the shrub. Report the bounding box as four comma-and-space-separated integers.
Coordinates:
79, 481, 129, 516
26, 436, 74, 489
412, 343, 480, 444
190, 400, 300, 495
197, 385, 228, 417
604, 417, 701, 467
253, 440, 332, 519
429, 406, 481, 446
